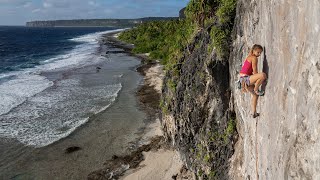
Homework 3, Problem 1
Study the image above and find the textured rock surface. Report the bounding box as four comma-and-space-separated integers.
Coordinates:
229, 0, 320, 179
161, 28, 237, 179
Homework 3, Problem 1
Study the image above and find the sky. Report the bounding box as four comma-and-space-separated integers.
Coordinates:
0, 0, 189, 25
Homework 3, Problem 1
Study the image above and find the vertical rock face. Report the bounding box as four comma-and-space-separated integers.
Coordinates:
161, 28, 237, 179
229, 0, 320, 179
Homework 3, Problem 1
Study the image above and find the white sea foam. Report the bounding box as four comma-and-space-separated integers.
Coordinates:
0, 28, 126, 147
113, 74, 124, 78
0, 72, 16, 79
89, 84, 122, 114
0, 82, 122, 147
0, 74, 53, 115
70, 28, 127, 43
91, 103, 113, 115
5, 117, 90, 147
32, 29, 126, 72
0, 28, 124, 116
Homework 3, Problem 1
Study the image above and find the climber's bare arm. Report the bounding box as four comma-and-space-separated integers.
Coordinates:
251, 56, 258, 74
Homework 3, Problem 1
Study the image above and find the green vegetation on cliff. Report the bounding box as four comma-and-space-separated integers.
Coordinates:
119, 20, 196, 65
119, 0, 237, 179
119, 0, 236, 63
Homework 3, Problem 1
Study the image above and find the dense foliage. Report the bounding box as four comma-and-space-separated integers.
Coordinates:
184, 0, 237, 58
119, 0, 236, 63
119, 20, 196, 65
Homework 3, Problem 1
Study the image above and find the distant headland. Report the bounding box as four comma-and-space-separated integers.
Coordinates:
26, 17, 179, 27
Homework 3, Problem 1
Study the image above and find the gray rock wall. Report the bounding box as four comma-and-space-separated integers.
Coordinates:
229, 0, 320, 179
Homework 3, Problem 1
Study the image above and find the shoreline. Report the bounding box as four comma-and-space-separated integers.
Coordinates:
88, 30, 194, 179
0, 28, 192, 180
0, 29, 147, 179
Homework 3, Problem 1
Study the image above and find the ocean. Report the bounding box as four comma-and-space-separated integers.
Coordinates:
0, 26, 149, 179
0, 26, 126, 147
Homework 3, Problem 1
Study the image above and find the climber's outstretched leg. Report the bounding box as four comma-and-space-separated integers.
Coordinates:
248, 85, 259, 118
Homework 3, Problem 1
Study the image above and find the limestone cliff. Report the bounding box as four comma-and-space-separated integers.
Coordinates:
229, 0, 320, 179
161, 0, 320, 179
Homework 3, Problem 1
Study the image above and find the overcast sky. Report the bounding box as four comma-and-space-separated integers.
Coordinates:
0, 0, 189, 25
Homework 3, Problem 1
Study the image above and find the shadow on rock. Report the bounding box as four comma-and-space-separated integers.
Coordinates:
261, 46, 269, 92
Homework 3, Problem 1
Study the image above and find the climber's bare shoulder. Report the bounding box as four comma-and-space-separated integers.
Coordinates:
246, 55, 257, 63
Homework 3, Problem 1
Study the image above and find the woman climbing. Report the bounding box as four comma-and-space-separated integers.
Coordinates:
239, 44, 267, 118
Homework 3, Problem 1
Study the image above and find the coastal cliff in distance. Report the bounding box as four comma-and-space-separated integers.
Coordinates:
26, 17, 178, 27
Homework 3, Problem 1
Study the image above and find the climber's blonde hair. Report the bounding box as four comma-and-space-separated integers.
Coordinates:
249, 44, 263, 56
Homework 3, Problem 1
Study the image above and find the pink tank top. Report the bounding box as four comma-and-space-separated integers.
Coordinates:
240, 59, 253, 75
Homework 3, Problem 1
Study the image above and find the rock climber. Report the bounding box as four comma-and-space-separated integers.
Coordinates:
239, 44, 267, 118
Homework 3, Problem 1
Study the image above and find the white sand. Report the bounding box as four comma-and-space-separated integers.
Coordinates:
139, 118, 163, 144
113, 32, 121, 38
120, 117, 184, 180
144, 64, 164, 94
122, 149, 183, 180
119, 64, 186, 180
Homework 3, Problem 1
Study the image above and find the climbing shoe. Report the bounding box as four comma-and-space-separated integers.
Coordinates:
254, 90, 264, 96
253, 112, 260, 118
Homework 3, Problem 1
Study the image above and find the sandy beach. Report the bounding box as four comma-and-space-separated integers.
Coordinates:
87, 31, 196, 180
0, 29, 152, 180
0, 29, 191, 180
121, 63, 183, 180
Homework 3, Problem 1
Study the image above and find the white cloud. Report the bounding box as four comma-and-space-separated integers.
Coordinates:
43, 2, 52, 8
0, 0, 12, 3
23, 2, 32, 8
104, 9, 113, 14
7, 9, 17, 14
88, 1, 97, 6
32, 8, 41, 13
0, 0, 30, 5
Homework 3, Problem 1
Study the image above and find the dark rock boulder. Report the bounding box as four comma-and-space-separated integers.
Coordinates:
179, 7, 186, 19
65, 146, 81, 154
